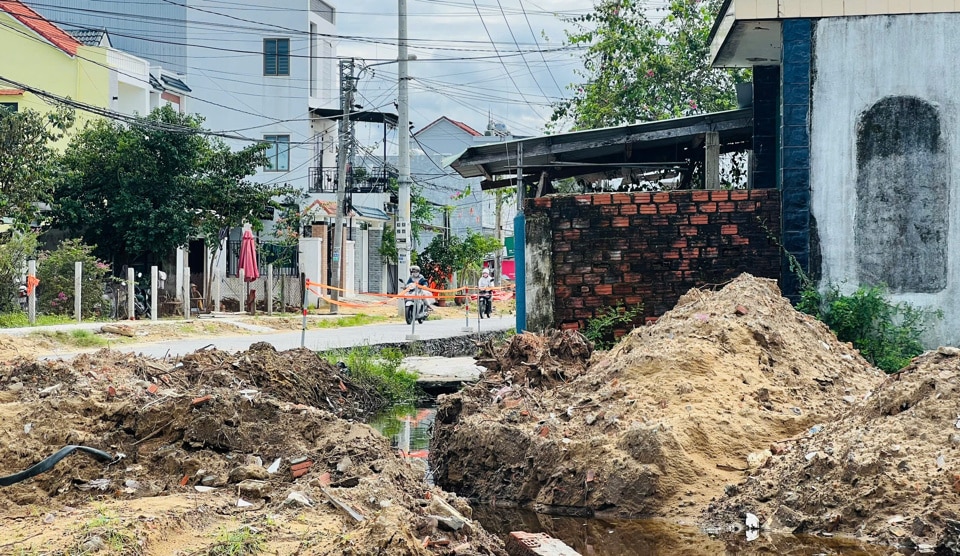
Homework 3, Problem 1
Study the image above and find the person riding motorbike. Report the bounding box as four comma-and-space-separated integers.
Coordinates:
478, 268, 494, 318
402, 265, 431, 324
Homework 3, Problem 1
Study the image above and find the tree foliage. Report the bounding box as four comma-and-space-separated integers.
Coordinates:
0, 106, 75, 228
552, 0, 748, 130
53, 106, 282, 267
0, 231, 39, 312
36, 238, 111, 316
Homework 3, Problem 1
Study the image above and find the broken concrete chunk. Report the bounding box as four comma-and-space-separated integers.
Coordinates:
229, 465, 269, 483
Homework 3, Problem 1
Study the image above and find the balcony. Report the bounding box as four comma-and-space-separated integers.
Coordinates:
308, 167, 337, 193
308, 166, 398, 194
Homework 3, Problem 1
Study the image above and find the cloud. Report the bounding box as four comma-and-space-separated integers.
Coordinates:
337, 0, 595, 139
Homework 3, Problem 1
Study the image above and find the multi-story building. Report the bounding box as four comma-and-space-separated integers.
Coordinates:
21, 0, 379, 303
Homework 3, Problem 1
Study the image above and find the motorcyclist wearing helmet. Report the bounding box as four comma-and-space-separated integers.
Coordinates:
478, 268, 494, 318
406, 265, 428, 289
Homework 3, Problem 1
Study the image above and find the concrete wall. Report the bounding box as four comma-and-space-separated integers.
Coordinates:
526, 190, 781, 330
810, 14, 960, 345
524, 212, 553, 332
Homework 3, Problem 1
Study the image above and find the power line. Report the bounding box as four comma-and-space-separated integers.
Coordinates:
517, 0, 565, 95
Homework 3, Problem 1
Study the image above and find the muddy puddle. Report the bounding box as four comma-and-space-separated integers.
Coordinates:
372, 405, 895, 555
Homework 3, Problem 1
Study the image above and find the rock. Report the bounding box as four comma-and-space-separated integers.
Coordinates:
229, 465, 269, 483
938, 346, 960, 357
81, 535, 105, 553
747, 450, 772, 470
842, 395, 857, 404
7, 382, 23, 392
336, 455, 353, 473
237, 480, 269, 499
585, 413, 597, 426
201, 474, 228, 487
284, 491, 313, 507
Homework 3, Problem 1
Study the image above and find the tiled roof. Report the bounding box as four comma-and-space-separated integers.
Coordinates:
0, 0, 81, 55
69, 28, 108, 46
416, 116, 482, 137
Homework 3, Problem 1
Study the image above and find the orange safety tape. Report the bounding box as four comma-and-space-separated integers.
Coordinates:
26, 275, 39, 295
304, 279, 514, 299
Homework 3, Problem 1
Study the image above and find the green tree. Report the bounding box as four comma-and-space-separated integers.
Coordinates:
53, 106, 279, 268
0, 105, 74, 228
0, 231, 39, 312
36, 238, 111, 317
552, 0, 748, 130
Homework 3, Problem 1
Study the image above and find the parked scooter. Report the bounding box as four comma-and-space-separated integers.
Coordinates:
400, 279, 430, 325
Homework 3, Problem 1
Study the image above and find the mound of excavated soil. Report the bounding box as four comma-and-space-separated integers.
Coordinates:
432, 274, 885, 520
705, 348, 960, 551
0, 346, 507, 555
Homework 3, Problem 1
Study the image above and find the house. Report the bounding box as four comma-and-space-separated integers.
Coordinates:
709, 0, 960, 345
23, 0, 353, 304
0, 0, 154, 132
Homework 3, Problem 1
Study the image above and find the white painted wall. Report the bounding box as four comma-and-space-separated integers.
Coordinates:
810, 13, 960, 345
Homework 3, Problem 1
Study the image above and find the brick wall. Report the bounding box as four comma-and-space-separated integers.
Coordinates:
526, 189, 782, 329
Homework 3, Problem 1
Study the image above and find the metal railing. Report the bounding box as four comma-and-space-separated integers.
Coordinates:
226, 240, 300, 276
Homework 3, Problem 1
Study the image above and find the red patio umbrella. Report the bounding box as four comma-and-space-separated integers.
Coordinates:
238, 229, 260, 312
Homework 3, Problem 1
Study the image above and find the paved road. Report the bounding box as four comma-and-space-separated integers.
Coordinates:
108, 316, 514, 359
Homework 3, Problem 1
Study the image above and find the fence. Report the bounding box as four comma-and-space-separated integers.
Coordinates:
226, 240, 299, 277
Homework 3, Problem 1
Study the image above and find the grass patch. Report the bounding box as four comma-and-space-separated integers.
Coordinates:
36, 329, 109, 349
70, 508, 143, 555
315, 313, 388, 329
323, 346, 419, 402
0, 313, 87, 328
206, 526, 264, 556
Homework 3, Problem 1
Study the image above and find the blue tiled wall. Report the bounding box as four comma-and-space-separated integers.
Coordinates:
752, 65, 780, 189
780, 19, 812, 299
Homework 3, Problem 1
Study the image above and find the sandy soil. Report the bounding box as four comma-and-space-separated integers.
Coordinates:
431, 275, 886, 525
0, 344, 507, 555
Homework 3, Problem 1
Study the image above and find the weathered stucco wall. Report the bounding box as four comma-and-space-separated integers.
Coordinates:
526, 190, 781, 330
810, 14, 959, 345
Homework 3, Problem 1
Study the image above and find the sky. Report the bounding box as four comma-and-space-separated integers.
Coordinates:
335, 0, 599, 143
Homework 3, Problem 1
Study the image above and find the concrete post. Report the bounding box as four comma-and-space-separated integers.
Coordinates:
213, 267, 221, 314
27, 259, 36, 325
267, 263, 274, 315
74, 261, 83, 323
127, 267, 135, 320
183, 266, 190, 319
705, 131, 720, 189
150, 266, 158, 321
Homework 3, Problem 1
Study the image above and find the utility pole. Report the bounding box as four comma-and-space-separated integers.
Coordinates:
331, 58, 356, 314
397, 0, 411, 279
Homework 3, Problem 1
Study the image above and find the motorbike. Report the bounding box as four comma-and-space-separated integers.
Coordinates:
400, 279, 430, 325
478, 289, 492, 319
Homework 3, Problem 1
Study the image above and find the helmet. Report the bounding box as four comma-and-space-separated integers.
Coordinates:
410, 265, 420, 273
481, 268, 490, 275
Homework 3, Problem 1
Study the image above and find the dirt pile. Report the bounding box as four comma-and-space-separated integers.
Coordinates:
0, 346, 507, 555
705, 348, 960, 550
432, 274, 885, 520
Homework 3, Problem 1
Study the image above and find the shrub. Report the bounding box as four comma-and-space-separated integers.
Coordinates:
36, 239, 110, 317
323, 345, 419, 402
0, 231, 38, 313
800, 284, 936, 373
583, 302, 644, 350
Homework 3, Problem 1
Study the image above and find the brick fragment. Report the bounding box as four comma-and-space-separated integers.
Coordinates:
191, 395, 212, 406
147, 383, 159, 395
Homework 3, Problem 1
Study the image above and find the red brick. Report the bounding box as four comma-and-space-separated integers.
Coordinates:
612, 284, 633, 295
681, 248, 700, 258
721, 224, 738, 235
620, 204, 638, 215
653, 192, 671, 203
704, 247, 719, 258
565, 275, 583, 285
710, 190, 730, 201
691, 191, 710, 202
575, 195, 593, 205
732, 236, 750, 245
663, 250, 680, 260
595, 284, 613, 295
689, 215, 709, 225
645, 317, 659, 325
533, 197, 552, 208
107, 386, 117, 399
593, 194, 613, 205
624, 296, 643, 305
633, 193, 652, 203
730, 190, 749, 201
737, 201, 758, 212
563, 230, 581, 240
612, 193, 632, 203
191, 395, 212, 406
612, 217, 630, 227
639, 204, 658, 215
671, 238, 687, 248
679, 226, 698, 236
699, 202, 717, 213
679, 203, 698, 214
658, 203, 678, 214
147, 383, 159, 395
600, 205, 619, 215
718, 202, 736, 212
291, 460, 314, 472
554, 242, 571, 252
560, 321, 580, 330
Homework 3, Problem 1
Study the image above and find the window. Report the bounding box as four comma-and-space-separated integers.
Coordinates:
264, 135, 290, 171
0, 102, 17, 113
263, 38, 290, 76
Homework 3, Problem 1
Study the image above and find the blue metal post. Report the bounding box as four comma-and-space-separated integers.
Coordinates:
514, 213, 526, 332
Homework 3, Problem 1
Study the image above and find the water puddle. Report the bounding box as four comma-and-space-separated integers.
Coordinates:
370, 405, 895, 555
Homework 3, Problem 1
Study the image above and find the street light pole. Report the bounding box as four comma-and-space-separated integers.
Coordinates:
397, 0, 411, 280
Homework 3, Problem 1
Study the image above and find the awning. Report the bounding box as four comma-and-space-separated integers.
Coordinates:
311, 107, 398, 126
352, 205, 389, 221
446, 108, 753, 189
160, 74, 192, 93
